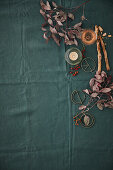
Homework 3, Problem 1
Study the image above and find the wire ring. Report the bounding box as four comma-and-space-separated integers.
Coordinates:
71, 90, 86, 104
80, 112, 95, 128
81, 57, 96, 72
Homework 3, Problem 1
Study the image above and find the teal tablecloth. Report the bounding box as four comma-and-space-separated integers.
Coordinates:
0, 0, 113, 169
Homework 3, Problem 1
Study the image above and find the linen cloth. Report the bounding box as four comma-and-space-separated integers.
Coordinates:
0, 0, 113, 169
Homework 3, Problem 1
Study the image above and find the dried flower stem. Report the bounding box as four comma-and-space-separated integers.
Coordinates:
57, 0, 90, 12
99, 36, 110, 71
95, 25, 102, 74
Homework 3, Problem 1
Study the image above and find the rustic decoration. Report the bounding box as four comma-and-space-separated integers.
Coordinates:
99, 36, 110, 71
71, 90, 86, 104
80, 113, 95, 128
81, 57, 96, 72
81, 29, 96, 45
40, 0, 90, 46
95, 25, 111, 73
95, 25, 102, 73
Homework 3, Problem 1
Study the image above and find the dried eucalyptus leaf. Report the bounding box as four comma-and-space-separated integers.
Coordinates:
91, 93, 98, 98
58, 32, 65, 37
46, 14, 51, 18
68, 13, 74, 20
68, 31, 75, 39
53, 15, 58, 21
51, 33, 60, 46
43, 32, 49, 42
40, 0, 51, 10
74, 39, 78, 46
52, 1, 57, 8
57, 20, 63, 26
79, 105, 86, 110
59, 10, 64, 16
83, 89, 90, 95
64, 34, 69, 41
97, 102, 104, 110
84, 115, 90, 126
40, 9, 46, 17
46, 1, 51, 10
100, 88, 111, 93
109, 84, 113, 89
101, 71, 107, 78
50, 26, 57, 33
66, 40, 74, 45
74, 22, 82, 29
89, 78, 95, 89
42, 27, 47, 31
104, 102, 113, 108
48, 18, 53, 25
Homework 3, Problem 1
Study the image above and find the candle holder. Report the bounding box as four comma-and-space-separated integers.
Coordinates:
65, 47, 82, 65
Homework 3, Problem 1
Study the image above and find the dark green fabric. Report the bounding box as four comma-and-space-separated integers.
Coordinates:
0, 0, 113, 169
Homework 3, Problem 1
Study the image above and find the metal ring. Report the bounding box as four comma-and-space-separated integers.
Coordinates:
71, 90, 86, 104
80, 112, 95, 128
81, 57, 96, 72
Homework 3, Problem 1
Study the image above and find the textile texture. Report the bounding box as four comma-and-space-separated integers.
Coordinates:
0, 0, 113, 169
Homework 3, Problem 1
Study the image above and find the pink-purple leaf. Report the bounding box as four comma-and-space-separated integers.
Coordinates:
51, 33, 60, 46
48, 18, 53, 25
79, 105, 86, 110
109, 83, 113, 89
74, 39, 78, 46
52, 1, 57, 8
101, 71, 107, 78
100, 88, 111, 93
59, 10, 64, 16
46, 1, 51, 10
83, 89, 90, 95
91, 93, 98, 98
68, 13, 74, 20
40, 9, 46, 17
104, 102, 113, 109
47, 14, 51, 18
97, 102, 104, 110
50, 26, 57, 33
65, 40, 74, 45
74, 22, 82, 29
43, 32, 49, 42
84, 115, 90, 125
58, 32, 65, 37
92, 84, 99, 92
40, 0, 51, 10
95, 75, 103, 83
41, 27, 47, 31
57, 20, 63, 26
89, 78, 95, 89
67, 31, 75, 38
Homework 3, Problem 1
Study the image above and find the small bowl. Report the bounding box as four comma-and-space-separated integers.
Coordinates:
65, 47, 82, 65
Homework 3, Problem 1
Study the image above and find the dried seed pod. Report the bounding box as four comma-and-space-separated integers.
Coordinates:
102, 33, 107, 37
99, 36, 110, 71
95, 25, 102, 74
98, 26, 103, 33
108, 35, 112, 37
81, 29, 96, 45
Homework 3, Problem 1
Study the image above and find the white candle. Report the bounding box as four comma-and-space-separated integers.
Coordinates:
69, 52, 78, 61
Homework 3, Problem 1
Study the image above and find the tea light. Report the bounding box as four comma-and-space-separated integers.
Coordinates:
69, 51, 78, 61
